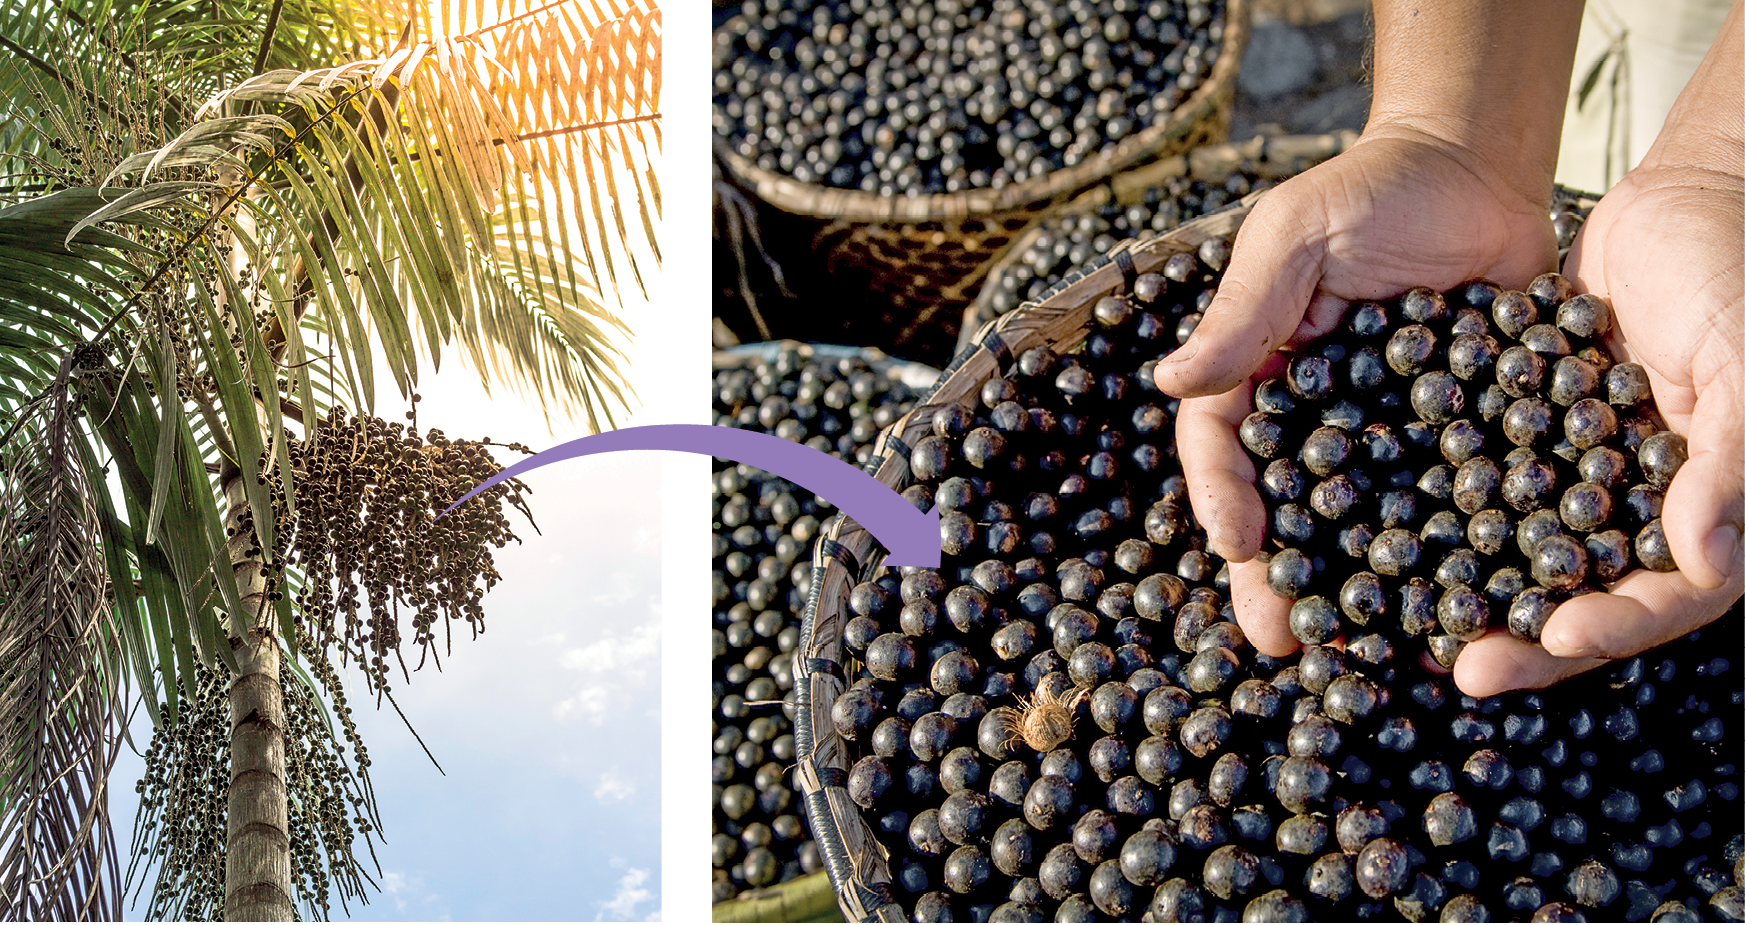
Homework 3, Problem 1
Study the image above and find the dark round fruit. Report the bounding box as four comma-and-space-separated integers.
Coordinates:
1386, 325, 1438, 376
1635, 519, 1678, 571
1521, 323, 1572, 357
1339, 572, 1388, 625
1449, 333, 1501, 381
938, 789, 991, 844
1564, 398, 1618, 449
1203, 844, 1261, 901
1503, 397, 1556, 447
1368, 529, 1422, 576
1507, 587, 1561, 642
1088, 859, 1134, 916
1548, 356, 1601, 406
1411, 371, 1466, 425
1637, 431, 1687, 489
1235, 410, 1291, 457
1453, 458, 1503, 514
1438, 587, 1490, 641
1556, 293, 1612, 338
1302, 426, 1352, 477
1267, 549, 1316, 599
1276, 757, 1332, 813
1355, 838, 1412, 898
1288, 596, 1340, 646
1118, 828, 1177, 888
1323, 674, 1381, 723
1180, 706, 1232, 759
1493, 290, 1538, 338
1497, 345, 1547, 398
1286, 356, 1335, 401
944, 845, 993, 894
1502, 457, 1559, 511
1607, 362, 1652, 406
1023, 775, 1075, 831
1425, 791, 1478, 846
1532, 534, 1590, 591
1038, 843, 1083, 900
1586, 530, 1632, 583
1559, 481, 1613, 533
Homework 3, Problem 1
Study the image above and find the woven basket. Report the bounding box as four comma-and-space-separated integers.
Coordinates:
789, 202, 1253, 922
713, 0, 1252, 340
788, 182, 1616, 920
956, 131, 1359, 352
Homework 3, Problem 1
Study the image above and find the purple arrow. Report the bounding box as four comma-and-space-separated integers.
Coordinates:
439, 424, 942, 568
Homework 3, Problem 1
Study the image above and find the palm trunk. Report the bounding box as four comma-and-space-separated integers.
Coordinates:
213, 83, 400, 921
221, 475, 293, 921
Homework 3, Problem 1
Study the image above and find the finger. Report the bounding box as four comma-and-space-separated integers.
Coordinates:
1661, 380, 1745, 589
1154, 196, 1327, 398
1176, 389, 1264, 563
1285, 291, 1352, 351
1453, 630, 1609, 697
1537, 566, 1744, 660
1230, 556, 1297, 658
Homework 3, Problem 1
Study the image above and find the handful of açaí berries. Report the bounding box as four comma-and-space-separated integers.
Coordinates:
1238, 275, 1686, 664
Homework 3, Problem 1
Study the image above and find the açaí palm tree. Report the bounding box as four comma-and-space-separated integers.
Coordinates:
0, 0, 660, 917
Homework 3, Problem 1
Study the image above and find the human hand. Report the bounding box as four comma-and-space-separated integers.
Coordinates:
1153, 124, 1561, 656
1452, 161, 1745, 696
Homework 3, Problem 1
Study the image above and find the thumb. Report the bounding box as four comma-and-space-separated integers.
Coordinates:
1153, 199, 1328, 399
1661, 375, 1745, 588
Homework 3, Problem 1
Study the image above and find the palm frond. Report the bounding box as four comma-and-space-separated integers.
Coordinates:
0, 358, 124, 921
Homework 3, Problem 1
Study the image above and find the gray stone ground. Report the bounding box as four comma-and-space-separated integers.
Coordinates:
1231, 0, 1373, 140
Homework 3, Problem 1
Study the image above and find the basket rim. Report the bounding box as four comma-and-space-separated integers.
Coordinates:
713, 0, 1251, 223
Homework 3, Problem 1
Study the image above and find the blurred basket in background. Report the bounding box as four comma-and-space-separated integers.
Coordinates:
711, 0, 1252, 367
711, 341, 939, 916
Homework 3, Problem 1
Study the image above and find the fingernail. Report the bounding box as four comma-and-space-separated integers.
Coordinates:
1705, 524, 1741, 580
1159, 338, 1198, 367
1541, 635, 1601, 659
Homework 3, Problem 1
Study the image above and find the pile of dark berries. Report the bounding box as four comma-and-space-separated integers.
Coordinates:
1237, 275, 1685, 663
712, 347, 926, 902
713, 0, 1226, 194
980, 169, 1280, 320
826, 245, 1743, 921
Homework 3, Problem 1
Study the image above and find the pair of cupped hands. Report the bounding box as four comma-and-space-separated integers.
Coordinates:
1147, 121, 1744, 697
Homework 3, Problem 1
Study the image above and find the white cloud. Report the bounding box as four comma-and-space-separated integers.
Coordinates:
553, 617, 661, 724
555, 684, 615, 724
559, 621, 660, 675
594, 769, 635, 803
597, 866, 653, 921
380, 870, 443, 917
